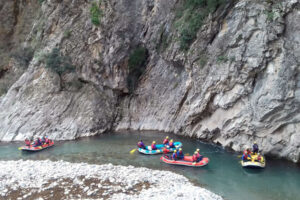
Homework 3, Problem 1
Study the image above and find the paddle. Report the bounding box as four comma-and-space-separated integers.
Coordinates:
184, 153, 190, 156
130, 149, 137, 154
18, 147, 22, 150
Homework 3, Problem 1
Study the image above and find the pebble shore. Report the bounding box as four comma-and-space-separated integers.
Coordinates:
0, 160, 222, 200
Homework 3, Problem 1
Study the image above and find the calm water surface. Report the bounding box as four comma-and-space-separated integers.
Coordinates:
0, 132, 299, 200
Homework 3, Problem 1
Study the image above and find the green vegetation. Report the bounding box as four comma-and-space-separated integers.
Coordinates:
63, 30, 72, 39
198, 55, 208, 68
127, 47, 148, 92
264, 10, 275, 21
38, 0, 45, 4
175, 0, 226, 51
44, 48, 75, 76
217, 55, 228, 63
90, 1, 102, 26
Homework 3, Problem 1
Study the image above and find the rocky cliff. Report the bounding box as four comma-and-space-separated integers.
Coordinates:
0, 0, 299, 162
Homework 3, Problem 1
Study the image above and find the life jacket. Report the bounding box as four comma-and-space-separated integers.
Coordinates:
196, 152, 200, 159
177, 151, 183, 158
25, 140, 30, 145
163, 139, 169, 145
138, 141, 145, 148
163, 148, 169, 154
192, 154, 197, 162
151, 144, 157, 150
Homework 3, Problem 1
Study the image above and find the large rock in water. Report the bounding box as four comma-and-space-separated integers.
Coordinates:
0, 0, 299, 162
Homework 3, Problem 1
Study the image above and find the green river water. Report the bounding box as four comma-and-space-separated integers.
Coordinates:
0, 132, 299, 200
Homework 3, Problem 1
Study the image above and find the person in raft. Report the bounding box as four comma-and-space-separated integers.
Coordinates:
137, 140, 145, 149
192, 151, 198, 162
252, 142, 259, 154
242, 149, 251, 161
33, 137, 42, 147
195, 149, 203, 162
151, 141, 157, 150
172, 150, 177, 160
177, 148, 184, 160
168, 139, 175, 148
24, 138, 31, 147
163, 136, 169, 145
255, 153, 264, 163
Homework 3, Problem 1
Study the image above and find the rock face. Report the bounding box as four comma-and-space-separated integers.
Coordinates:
0, 0, 299, 162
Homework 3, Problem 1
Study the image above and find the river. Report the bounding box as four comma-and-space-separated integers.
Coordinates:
0, 131, 299, 200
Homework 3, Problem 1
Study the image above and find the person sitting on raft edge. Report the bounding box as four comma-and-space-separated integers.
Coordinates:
242, 149, 251, 161
137, 140, 146, 149
177, 148, 184, 160
151, 141, 157, 150
172, 150, 177, 160
253, 141, 259, 154
193, 151, 198, 162
168, 139, 175, 148
196, 149, 203, 162
33, 137, 42, 147
25, 138, 31, 147
163, 136, 169, 145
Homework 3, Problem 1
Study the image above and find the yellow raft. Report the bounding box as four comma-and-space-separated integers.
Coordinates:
241, 154, 266, 169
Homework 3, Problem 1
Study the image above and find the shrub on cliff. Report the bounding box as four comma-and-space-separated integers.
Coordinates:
45, 48, 75, 76
10, 47, 34, 68
127, 47, 148, 92
90, 2, 102, 26
176, 0, 226, 50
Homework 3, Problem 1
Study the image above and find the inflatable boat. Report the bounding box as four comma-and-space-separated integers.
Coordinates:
241, 154, 266, 169
137, 142, 182, 155
160, 155, 209, 167
19, 141, 54, 152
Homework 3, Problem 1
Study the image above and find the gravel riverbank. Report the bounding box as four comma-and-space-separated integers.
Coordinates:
0, 160, 222, 200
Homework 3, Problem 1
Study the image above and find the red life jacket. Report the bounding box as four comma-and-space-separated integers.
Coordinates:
196, 152, 200, 159
163, 139, 169, 145
163, 148, 169, 154
25, 140, 30, 145
192, 154, 197, 162
169, 141, 174, 147
151, 144, 156, 149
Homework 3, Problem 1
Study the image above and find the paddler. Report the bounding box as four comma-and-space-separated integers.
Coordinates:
137, 140, 146, 149
168, 139, 175, 148
252, 142, 259, 154
195, 149, 203, 162
192, 151, 198, 162
172, 150, 177, 160
177, 148, 184, 160
151, 141, 157, 150
163, 136, 169, 145
24, 138, 31, 147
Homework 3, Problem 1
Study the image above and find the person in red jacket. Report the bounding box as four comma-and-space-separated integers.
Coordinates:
192, 151, 198, 162
163, 136, 169, 145
168, 139, 175, 148
137, 140, 145, 149
196, 149, 203, 162
25, 138, 31, 147
151, 141, 157, 150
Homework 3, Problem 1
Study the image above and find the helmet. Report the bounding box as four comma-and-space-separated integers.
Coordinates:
166, 136, 169, 139
194, 151, 197, 154
196, 149, 200, 152
258, 153, 260, 155
153, 141, 156, 143
174, 150, 177, 152
170, 139, 173, 142
179, 148, 182, 151
254, 141, 257, 144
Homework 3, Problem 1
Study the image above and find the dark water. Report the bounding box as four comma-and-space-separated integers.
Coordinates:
0, 132, 300, 200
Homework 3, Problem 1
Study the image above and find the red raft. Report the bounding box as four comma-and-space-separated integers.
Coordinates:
160, 155, 209, 167
19, 141, 54, 152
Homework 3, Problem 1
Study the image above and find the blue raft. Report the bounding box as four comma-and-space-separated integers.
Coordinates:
138, 142, 182, 155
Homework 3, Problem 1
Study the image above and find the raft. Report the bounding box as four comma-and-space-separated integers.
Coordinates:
160, 155, 209, 167
19, 141, 54, 152
241, 154, 266, 169
137, 142, 182, 155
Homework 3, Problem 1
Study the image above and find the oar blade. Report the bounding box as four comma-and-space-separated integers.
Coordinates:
130, 149, 137, 154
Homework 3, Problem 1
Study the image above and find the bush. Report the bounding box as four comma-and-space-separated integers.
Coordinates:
45, 48, 75, 76
176, 0, 226, 50
90, 2, 102, 26
127, 47, 148, 92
